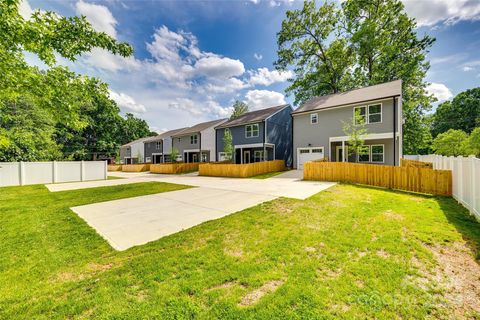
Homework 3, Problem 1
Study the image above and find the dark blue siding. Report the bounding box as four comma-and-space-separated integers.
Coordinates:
216, 122, 264, 157
266, 106, 293, 167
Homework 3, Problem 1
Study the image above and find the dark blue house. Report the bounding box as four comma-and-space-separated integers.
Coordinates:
215, 104, 293, 167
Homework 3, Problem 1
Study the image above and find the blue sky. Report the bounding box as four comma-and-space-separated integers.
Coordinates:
22, 0, 480, 132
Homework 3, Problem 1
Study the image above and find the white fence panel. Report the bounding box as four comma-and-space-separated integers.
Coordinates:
83, 161, 106, 181
0, 162, 21, 187
56, 161, 82, 183
406, 154, 480, 221
0, 161, 107, 187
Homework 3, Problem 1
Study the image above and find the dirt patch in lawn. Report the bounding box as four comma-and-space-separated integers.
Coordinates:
428, 242, 480, 318
238, 280, 284, 307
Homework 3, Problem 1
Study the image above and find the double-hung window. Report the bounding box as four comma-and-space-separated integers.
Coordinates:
358, 145, 370, 162
190, 134, 198, 144
245, 124, 259, 138
254, 150, 264, 162
371, 145, 384, 163
310, 113, 318, 124
354, 103, 382, 124
155, 141, 161, 150
368, 104, 382, 123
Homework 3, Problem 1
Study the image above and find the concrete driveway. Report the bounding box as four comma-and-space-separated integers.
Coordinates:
63, 171, 335, 250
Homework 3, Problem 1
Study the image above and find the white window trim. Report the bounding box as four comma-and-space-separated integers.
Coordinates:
190, 134, 198, 145
155, 141, 162, 150
357, 145, 371, 162
371, 144, 385, 163
245, 123, 259, 138
353, 103, 383, 125
368, 103, 382, 124
310, 113, 318, 124
254, 150, 264, 161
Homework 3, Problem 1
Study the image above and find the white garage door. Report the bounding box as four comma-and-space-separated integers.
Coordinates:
297, 147, 324, 170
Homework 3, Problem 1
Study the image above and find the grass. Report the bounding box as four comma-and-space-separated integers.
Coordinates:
250, 170, 286, 179
0, 183, 479, 319
107, 175, 125, 180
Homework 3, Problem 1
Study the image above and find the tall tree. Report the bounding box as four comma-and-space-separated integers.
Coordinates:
432, 129, 469, 157
223, 129, 234, 161
431, 87, 480, 137
230, 101, 249, 119
275, 0, 435, 154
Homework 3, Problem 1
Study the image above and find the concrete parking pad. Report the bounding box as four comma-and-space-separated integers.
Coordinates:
71, 187, 276, 250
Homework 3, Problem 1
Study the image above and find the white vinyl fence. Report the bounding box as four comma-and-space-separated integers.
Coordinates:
0, 161, 107, 187
405, 154, 479, 220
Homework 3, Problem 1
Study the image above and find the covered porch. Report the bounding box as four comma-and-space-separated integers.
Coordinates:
329, 133, 399, 166
233, 143, 275, 164
183, 149, 211, 163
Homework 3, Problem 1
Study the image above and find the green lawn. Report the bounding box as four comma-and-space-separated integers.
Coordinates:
250, 170, 286, 179
107, 175, 125, 180
1, 183, 479, 319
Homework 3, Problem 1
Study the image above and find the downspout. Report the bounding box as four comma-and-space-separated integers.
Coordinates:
215, 129, 218, 162
199, 132, 202, 162
291, 113, 294, 168
393, 97, 397, 166
263, 120, 267, 161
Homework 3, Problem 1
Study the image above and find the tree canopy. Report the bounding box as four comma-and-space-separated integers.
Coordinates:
431, 87, 480, 137
276, 0, 435, 154
0, 0, 151, 161
230, 101, 249, 120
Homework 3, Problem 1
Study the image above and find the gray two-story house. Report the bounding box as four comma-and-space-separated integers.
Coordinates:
215, 104, 293, 167
119, 136, 151, 164
171, 119, 227, 163
292, 80, 402, 169
144, 127, 187, 163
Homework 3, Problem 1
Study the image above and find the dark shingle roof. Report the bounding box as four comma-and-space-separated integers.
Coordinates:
292, 80, 402, 114
216, 104, 290, 129
171, 119, 227, 137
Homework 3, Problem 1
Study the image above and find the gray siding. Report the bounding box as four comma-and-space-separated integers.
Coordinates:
120, 146, 131, 161
293, 97, 401, 167
144, 140, 163, 162
216, 122, 265, 156
266, 106, 293, 167
172, 133, 200, 161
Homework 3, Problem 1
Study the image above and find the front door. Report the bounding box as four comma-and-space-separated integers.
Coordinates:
336, 146, 348, 162
243, 150, 251, 164
192, 153, 198, 163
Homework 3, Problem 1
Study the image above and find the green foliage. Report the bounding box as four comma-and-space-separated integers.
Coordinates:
222, 129, 234, 160
342, 109, 368, 159
0, 0, 151, 161
171, 148, 180, 163
432, 129, 469, 156
431, 87, 480, 137
466, 127, 480, 157
230, 100, 249, 119
276, 0, 435, 154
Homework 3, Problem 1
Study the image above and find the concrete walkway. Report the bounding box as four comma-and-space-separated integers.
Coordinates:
59, 170, 335, 250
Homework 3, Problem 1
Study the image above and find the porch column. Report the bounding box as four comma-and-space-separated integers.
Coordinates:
341, 140, 345, 162
263, 145, 266, 162
240, 148, 243, 164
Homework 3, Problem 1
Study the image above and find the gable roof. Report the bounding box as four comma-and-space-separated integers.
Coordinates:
216, 104, 290, 129
144, 127, 188, 142
121, 136, 151, 148
172, 118, 227, 137
292, 80, 402, 115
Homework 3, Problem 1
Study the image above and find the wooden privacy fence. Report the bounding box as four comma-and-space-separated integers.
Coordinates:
199, 160, 285, 178
107, 164, 122, 171
304, 162, 452, 196
121, 164, 150, 172
401, 158, 433, 169
150, 162, 199, 174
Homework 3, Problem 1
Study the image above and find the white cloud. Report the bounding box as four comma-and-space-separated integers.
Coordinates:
244, 90, 286, 110
195, 55, 245, 79
426, 83, 453, 102
168, 98, 232, 118
75, 0, 117, 38
461, 60, 480, 72
248, 67, 293, 86
402, 0, 480, 27
18, 0, 33, 19
254, 53, 263, 61
463, 66, 474, 72
109, 90, 147, 113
